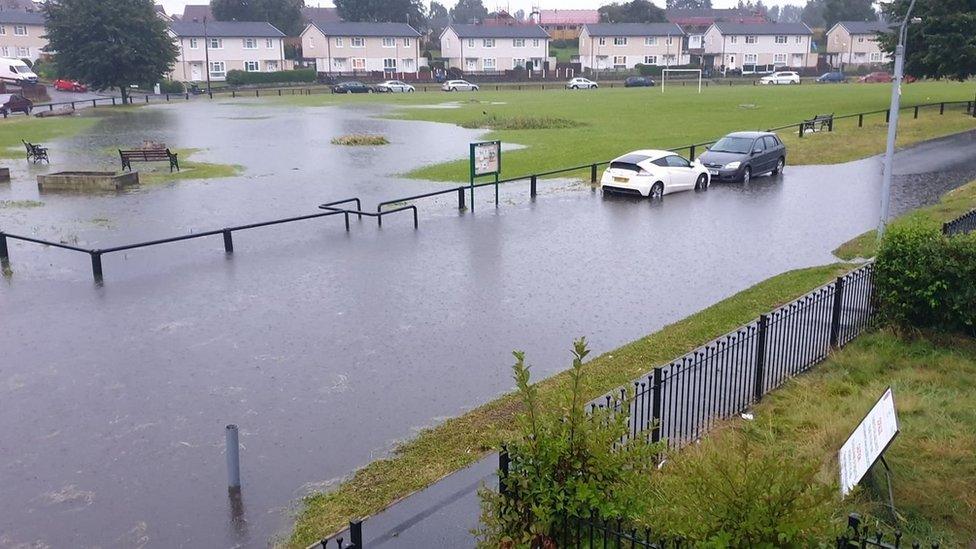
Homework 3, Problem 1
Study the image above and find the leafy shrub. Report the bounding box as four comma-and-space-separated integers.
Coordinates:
32, 59, 58, 80
476, 339, 661, 548
875, 222, 976, 335
643, 428, 835, 547
225, 69, 316, 86
157, 80, 185, 94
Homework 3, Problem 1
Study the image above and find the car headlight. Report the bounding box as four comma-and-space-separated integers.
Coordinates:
723, 161, 741, 170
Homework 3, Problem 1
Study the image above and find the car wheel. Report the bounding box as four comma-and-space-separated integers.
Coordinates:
571, 85, 578, 89
650, 182, 664, 200
451, 87, 458, 92
695, 174, 709, 190
772, 157, 785, 175
741, 166, 751, 184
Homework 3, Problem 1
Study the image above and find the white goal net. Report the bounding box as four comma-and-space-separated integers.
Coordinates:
661, 68, 703, 94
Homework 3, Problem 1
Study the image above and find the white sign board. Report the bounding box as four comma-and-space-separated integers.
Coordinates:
838, 387, 899, 497
472, 141, 500, 176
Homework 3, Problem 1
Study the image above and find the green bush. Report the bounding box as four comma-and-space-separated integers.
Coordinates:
158, 80, 185, 94
476, 339, 662, 548
32, 59, 58, 80
875, 223, 976, 335
643, 428, 835, 547
224, 69, 316, 87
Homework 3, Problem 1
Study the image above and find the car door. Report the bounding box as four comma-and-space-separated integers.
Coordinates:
665, 155, 696, 189
750, 138, 768, 172
764, 135, 783, 166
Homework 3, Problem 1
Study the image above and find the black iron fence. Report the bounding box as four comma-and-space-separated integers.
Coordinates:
942, 209, 976, 236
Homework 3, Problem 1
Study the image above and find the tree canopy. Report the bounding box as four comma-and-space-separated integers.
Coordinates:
44, 0, 177, 102
211, 0, 305, 36
450, 0, 488, 24
878, 0, 976, 80
666, 0, 713, 9
598, 0, 667, 23
822, 0, 876, 30
333, 0, 426, 28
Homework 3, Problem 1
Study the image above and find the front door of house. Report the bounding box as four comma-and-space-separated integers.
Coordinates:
190, 63, 202, 81
465, 58, 477, 71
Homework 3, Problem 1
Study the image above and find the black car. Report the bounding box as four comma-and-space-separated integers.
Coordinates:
331, 81, 372, 94
697, 131, 786, 184
817, 72, 847, 83
0, 93, 33, 116
624, 76, 656, 87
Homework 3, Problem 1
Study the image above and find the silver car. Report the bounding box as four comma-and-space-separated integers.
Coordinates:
566, 77, 598, 89
441, 79, 479, 92
374, 80, 415, 93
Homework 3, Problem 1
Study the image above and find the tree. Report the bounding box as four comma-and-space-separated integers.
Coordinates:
666, 0, 712, 9
211, 0, 306, 36
43, 0, 177, 103
800, 0, 826, 28
333, 0, 426, 27
450, 0, 488, 24
429, 1, 448, 20
779, 4, 803, 22
767, 5, 780, 21
598, 0, 666, 23
822, 0, 876, 30
878, 0, 976, 80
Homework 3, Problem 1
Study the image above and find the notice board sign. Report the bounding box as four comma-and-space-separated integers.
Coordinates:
470, 141, 501, 177
838, 387, 899, 497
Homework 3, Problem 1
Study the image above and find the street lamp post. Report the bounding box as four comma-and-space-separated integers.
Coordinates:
877, 0, 918, 239
204, 17, 213, 97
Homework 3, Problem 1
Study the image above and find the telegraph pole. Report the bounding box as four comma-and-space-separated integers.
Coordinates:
204, 17, 213, 97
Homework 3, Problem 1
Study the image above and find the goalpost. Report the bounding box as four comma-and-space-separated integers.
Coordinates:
661, 68, 703, 94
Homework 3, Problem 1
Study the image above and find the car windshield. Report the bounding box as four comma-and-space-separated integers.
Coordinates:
710, 136, 754, 154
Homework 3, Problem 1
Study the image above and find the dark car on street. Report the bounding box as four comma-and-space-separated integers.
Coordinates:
697, 131, 786, 184
816, 72, 847, 83
624, 76, 656, 87
331, 81, 372, 94
0, 93, 33, 116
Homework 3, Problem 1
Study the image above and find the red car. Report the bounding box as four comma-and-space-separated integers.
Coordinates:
53, 79, 88, 92
858, 71, 892, 83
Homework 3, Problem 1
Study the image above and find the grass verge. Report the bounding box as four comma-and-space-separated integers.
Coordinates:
834, 178, 976, 260
331, 134, 390, 146
0, 115, 98, 159
137, 148, 243, 185
653, 328, 976, 546
287, 262, 853, 547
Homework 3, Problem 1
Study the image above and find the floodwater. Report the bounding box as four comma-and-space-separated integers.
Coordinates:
0, 100, 973, 548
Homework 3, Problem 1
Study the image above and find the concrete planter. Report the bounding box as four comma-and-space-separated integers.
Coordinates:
37, 171, 139, 191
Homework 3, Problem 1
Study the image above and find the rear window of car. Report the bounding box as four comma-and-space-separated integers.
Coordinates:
614, 154, 651, 165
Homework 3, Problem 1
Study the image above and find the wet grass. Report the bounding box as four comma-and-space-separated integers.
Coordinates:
331, 134, 389, 146
662, 328, 976, 546
0, 115, 97, 159
834, 178, 976, 260
0, 199, 44, 208
286, 262, 854, 547
459, 114, 584, 130
137, 148, 243, 185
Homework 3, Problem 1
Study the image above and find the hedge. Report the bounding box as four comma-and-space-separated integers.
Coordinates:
225, 69, 316, 86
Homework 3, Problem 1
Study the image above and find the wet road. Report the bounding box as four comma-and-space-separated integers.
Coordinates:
0, 101, 973, 548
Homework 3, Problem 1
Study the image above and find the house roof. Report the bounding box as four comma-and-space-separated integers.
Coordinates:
446, 24, 549, 38
711, 22, 812, 35
0, 10, 45, 25
309, 22, 420, 37
834, 20, 890, 35
538, 9, 599, 25
301, 6, 340, 25
179, 4, 213, 22
169, 21, 285, 38
583, 23, 685, 37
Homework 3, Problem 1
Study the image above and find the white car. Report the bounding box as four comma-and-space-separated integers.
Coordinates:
441, 79, 479, 92
600, 150, 710, 199
759, 71, 800, 85
375, 80, 415, 93
566, 77, 598, 89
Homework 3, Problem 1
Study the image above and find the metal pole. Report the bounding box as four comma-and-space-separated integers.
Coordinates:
204, 18, 213, 97
222, 230, 234, 253
0, 233, 7, 262
226, 424, 241, 489
90, 252, 103, 282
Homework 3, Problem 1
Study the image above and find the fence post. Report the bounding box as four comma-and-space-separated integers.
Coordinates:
226, 424, 241, 489
939, 102, 944, 115
753, 314, 769, 402
885, 109, 890, 123
92, 99, 97, 108
798, 122, 804, 138
690, 144, 696, 159
90, 251, 103, 282
222, 230, 234, 253
112, 97, 116, 106
48, 104, 53, 112
829, 276, 845, 347
858, 113, 863, 127
145, 95, 149, 104
530, 175, 537, 197
349, 520, 363, 549
650, 368, 663, 443
590, 164, 597, 183
457, 187, 466, 209
913, 105, 918, 119
0, 232, 8, 263
828, 116, 834, 132
498, 446, 510, 499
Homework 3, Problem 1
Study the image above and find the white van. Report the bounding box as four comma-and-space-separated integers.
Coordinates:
0, 58, 39, 85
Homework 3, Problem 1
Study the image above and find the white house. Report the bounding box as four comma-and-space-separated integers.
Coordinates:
301, 22, 424, 75
825, 21, 891, 68
168, 21, 289, 82
702, 22, 815, 72
440, 24, 551, 73
579, 23, 686, 71
0, 10, 46, 62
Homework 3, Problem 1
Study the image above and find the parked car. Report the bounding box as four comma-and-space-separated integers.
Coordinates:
759, 71, 800, 85
441, 79, 479, 92
0, 93, 33, 116
600, 149, 709, 199
53, 79, 88, 92
859, 71, 892, 83
566, 77, 598, 89
624, 76, 655, 87
697, 131, 786, 184
331, 81, 372, 94
374, 80, 415, 93
0, 58, 38, 85
816, 72, 846, 83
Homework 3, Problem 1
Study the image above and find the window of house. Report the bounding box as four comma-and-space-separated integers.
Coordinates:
189, 38, 198, 49
0, 46, 7, 56
14, 24, 26, 36
513, 58, 526, 68
857, 36, 865, 43
745, 53, 757, 64
352, 58, 366, 70
870, 52, 882, 62
644, 36, 657, 46
745, 35, 757, 44
730, 36, 738, 43
774, 53, 787, 64
667, 36, 673, 45
332, 58, 345, 68
483, 57, 496, 70
334, 37, 342, 47
795, 35, 802, 43
384, 58, 397, 70
404, 38, 411, 46
266, 60, 279, 71
644, 55, 657, 64
308, 37, 315, 48
243, 38, 257, 49
209, 61, 226, 78
532, 38, 539, 47
467, 39, 475, 48
514, 38, 525, 47
266, 38, 274, 48
16, 46, 27, 57
775, 35, 787, 44
382, 37, 395, 47
0, 25, 6, 35
483, 38, 495, 47
402, 58, 414, 68
351, 37, 365, 47
209, 38, 222, 49
613, 37, 627, 46
244, 60, 260, 71
613, 55, 626, 68
598, 37, 606, 45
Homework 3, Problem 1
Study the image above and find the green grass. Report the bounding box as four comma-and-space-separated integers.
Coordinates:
0, 115, 97, 159
459, 114, 584, 130
138, 148, 243, 185
834, 179, 976, 260
331, 134, 390, 146
661, 329, 976, 546
286, 262, 854, 547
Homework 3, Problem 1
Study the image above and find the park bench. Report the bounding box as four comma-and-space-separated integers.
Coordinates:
22, 140, 49, 163
119, 148, 179, 172
802, 113, 834, 133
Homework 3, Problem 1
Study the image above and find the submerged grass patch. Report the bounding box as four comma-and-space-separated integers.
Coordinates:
459, 114, 583, 130
0, 199, 44, 208
138, 148, 243, 185
0, 115, 98, 159
331, 134, 389, 146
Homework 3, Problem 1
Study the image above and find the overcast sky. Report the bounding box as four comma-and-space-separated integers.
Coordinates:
157, 0, 807, 18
